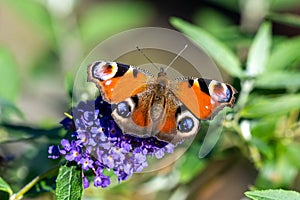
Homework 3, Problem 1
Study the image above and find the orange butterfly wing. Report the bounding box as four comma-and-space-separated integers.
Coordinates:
171, 78, 237, 120
87, 61, 152, 104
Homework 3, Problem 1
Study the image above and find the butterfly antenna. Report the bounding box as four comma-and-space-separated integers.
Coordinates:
136, 46, 159, 71
165, 44, 188, 72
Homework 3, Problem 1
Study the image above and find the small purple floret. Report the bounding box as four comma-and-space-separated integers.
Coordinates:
83, 176, 90, 189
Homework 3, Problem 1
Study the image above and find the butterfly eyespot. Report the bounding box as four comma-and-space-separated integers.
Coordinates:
177, 117, 194, 132
116, 101, 131, 118
208, 81, 233, 103
92, 62, 118, 81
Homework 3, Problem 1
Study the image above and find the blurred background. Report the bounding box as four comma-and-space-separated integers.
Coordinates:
1, 0, 300, 199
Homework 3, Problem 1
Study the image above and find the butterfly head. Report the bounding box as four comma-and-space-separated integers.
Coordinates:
157, 67, 167, 78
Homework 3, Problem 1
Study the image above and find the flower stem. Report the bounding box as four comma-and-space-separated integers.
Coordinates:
10, 166, 60, 200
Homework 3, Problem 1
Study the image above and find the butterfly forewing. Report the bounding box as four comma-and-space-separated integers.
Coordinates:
171, 78, 236, 120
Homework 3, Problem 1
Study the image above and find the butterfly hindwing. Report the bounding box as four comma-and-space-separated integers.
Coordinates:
156, 97, 200, 144
110, 95, 154, 138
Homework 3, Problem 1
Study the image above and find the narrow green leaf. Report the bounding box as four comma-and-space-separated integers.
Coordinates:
266, 36, 300, 70
0, 48, 20, 101
170, 17, 243, 78
270, 0, 300, 11
0, 177, 13, 196
255, 71, 300, 89
0, 98, 24, 120
267, 12, 300, 28
64, 72, 74, 102
240, 94, 300, 118
250, 137, 273, 160
245, 189, 300, 200
251, 117, 277, 140
246, 22, 271, 77
286, 143, 300, 169
193, 7, 234, 33
56, 164, 83, 200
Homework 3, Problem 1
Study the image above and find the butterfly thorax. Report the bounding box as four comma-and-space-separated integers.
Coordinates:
149, 73, 169, 122
155, 70, 168, 95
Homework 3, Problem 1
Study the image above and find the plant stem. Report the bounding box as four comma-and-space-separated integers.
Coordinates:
10, 166, 59, 200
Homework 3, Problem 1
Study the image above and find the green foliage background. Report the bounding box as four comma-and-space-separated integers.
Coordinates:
0, 0, 300, 199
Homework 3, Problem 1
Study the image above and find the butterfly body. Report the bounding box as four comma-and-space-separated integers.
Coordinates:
88, 61, 237, 144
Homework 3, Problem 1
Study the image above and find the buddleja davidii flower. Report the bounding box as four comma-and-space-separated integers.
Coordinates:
48, 96, 176, 188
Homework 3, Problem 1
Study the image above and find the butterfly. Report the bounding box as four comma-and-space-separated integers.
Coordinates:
87, 61, 237, 144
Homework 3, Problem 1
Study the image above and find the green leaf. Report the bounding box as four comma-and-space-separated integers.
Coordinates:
251, 117, 277, 140
266, 36, 300, 71
0, 47, 20, 101
270, 0, 300, 11
267, 12, 300, 28
0, 98, 24, 121
250, 137, 273, 160
255, 71, 300, 90
0, 122, 61, 143
56, 164, 83, 200
64, 72, 74, 102
193, 7, 234, 33
80, 2, 153, 47
170, 17, 243, 78
240, 94, 300, 118
285, 143, 300, 169
245, 189, 300, 200
0, 177, 13, 196
246, 22, 271, 77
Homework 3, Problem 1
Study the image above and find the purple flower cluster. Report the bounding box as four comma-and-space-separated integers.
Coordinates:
48, 96, 175, 188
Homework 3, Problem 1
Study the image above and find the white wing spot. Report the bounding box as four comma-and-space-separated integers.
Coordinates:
105, 80, 112, 86
110, 88, 114, 92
